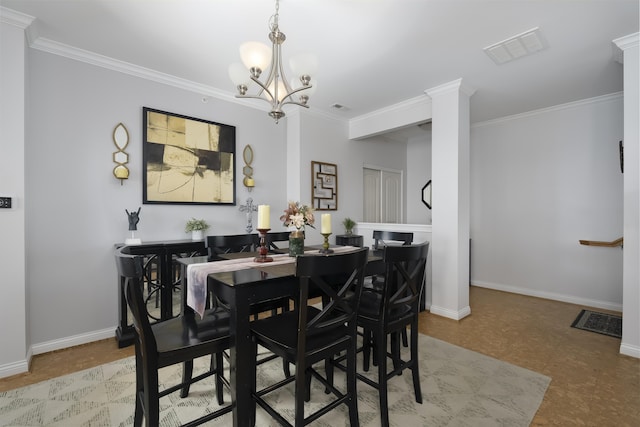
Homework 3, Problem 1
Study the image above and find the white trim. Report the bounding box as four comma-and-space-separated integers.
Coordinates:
430, 304, 471, 320
472, 92, 623, 129
471, 281, 623, 312
0, 358, 29, 379
30, 327, 116, 355
357, 222, 432, 234
0, 6, 35, 28
620, 343, 640, 359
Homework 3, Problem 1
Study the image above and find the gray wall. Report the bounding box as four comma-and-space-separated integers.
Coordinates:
0, 33, 628, 370
470, 94, 624, 309
26, 50, 286, 345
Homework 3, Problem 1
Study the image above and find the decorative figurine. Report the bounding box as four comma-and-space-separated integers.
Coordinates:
125, 207, 142, 244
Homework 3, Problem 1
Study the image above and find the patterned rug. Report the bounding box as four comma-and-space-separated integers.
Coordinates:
0, 335, 550, 426
571, 309, 622, 338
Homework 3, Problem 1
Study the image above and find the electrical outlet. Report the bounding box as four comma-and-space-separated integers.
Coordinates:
0, 197, 12, 209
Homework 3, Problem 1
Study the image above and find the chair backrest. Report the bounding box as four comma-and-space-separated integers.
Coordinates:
372, 230, 413, 250
206, 233, 257, 261
260, 231, 300, 252
380, 242, 429, 324
295, 248, 369, 347
114, 246, 157, 353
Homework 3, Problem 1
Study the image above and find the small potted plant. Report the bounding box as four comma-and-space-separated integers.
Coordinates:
185, 218, 209, 241
342, 217, 356, 235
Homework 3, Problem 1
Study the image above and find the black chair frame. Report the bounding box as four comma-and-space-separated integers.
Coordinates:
249, 248, 369, 427
115, 246, 232, 427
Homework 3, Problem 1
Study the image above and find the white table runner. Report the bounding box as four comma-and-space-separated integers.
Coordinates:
186, 246, 357, 318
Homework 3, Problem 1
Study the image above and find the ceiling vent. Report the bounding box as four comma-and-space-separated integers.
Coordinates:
484, 27, 546, 65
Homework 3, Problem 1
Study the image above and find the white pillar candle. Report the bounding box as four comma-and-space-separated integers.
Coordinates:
257, 205, 270, 229
321, 213, 332, 234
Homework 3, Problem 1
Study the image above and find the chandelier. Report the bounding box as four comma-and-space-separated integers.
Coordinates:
228, 0, 317, 123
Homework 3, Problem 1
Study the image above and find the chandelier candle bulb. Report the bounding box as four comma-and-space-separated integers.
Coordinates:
321, 214, 331, 234
258, 205, 270, 229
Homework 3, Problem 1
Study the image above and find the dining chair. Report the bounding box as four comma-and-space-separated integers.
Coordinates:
261, 231, 295, 253
115, 246, 232, 427
336, 242, 429, 427
370, 230, 414, 347
206, 233, 257, 261
249, 248, 369, 426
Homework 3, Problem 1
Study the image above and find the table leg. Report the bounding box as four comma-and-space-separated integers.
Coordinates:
230, 287, 255, 427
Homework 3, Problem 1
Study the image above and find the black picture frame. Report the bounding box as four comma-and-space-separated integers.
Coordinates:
421, 180, 432, 209
142, 107, 236, 205
311, 161, 338, 210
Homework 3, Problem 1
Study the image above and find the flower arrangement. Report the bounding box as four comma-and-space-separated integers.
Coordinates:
185, 218, 210, 232
280, 201, 315, 230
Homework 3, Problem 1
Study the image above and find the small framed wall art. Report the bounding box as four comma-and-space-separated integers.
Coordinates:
311, 161, 338, 210
142, 107, 236, 205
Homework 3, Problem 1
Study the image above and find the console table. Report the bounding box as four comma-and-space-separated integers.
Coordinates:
335, 234, 364, 247
114, 239, 207, 347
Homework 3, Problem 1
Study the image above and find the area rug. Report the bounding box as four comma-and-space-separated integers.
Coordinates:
0, 335, 550, 426
571, 309, 622, 338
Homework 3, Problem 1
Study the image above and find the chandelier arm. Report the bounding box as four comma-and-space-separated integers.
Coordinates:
275, 84, 313, 104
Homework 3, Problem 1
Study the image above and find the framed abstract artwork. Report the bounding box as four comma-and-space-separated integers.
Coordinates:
311, 161, 338, 210
142, 107, 236, 205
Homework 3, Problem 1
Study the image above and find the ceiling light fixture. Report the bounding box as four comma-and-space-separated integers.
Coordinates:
228, 0, 317, 123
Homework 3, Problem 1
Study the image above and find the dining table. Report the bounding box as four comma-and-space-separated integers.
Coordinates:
178, 245, 382, 427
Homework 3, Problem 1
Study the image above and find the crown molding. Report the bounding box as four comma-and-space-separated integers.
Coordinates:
426, 78, 476, 98
472, 92, 623, 129
613, 32, 639, 64
0, 6, 35, 28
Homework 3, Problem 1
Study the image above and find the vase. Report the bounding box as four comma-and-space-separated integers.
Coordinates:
191, 230, 204, 241
289, 229, 304, 257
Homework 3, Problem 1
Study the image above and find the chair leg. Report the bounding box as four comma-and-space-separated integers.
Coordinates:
410, 324, 423, 403
295, 366, 307, 426
180, 360, 194, 398
376, 332, 390, 427
391, 332, 402, 374
324, 358, 333, 394
144, 364, 161, 427
362, 328, 372, 371
347, 340, 360, 427
401, 326, 408, 347
214, 352, 225, 405
133, 347, 144, 427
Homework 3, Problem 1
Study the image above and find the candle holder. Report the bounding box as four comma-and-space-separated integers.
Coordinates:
319, 233, 334, 254
254, 228, 274, 263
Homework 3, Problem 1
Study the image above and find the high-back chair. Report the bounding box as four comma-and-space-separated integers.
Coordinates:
206, 233, 257, 261
351, 242, 429, 427
261, 231, 295, 253
115, 246, 232, 427
249, 248, 369, 426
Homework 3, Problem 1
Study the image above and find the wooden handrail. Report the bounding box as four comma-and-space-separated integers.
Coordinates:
579, 237, 623, 247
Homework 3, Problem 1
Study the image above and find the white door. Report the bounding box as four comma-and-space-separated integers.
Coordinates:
363, 167, 402, 223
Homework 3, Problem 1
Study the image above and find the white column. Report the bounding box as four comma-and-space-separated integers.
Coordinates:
0, 8, 31, 376
614, 33, 640, 359
426, 79, 475, 320
285, 110, 303, 202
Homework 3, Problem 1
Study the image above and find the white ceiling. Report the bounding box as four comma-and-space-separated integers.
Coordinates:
1, 0, 638, 125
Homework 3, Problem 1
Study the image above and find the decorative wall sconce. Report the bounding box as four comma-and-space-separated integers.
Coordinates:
242, 145, 255, 191
112, 123, 130, 185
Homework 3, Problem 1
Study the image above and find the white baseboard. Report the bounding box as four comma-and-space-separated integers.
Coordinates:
471, 280, 623, 312
0, 328, 116, 379
620, 342, 640, 359
430, 304, 471, 320
30, 327, 116, 355
0, 358, 29, 379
